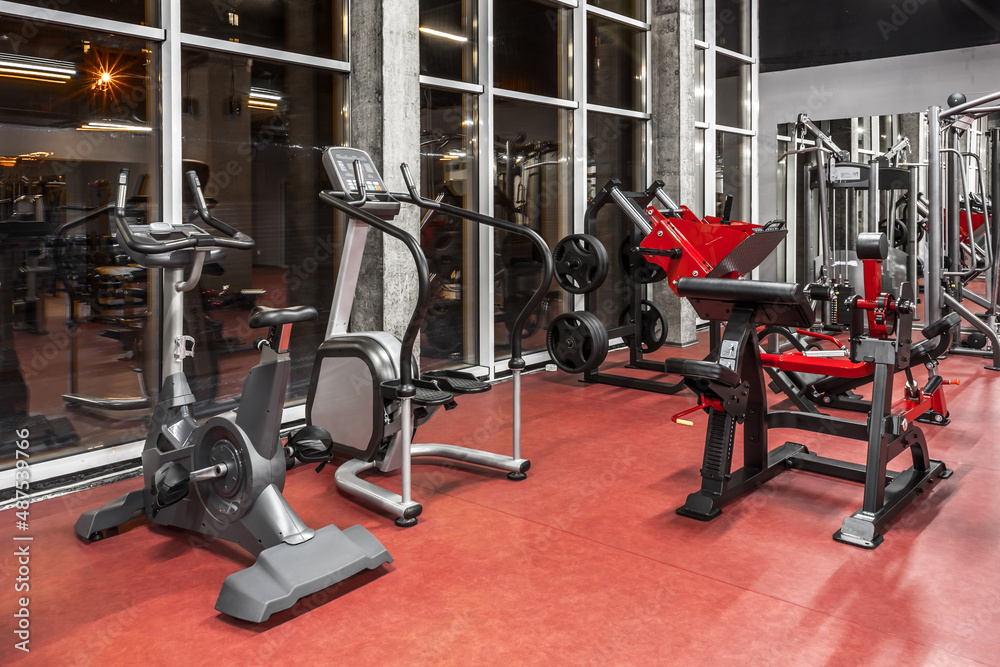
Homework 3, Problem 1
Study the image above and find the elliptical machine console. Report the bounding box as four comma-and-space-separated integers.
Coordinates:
74, 169, 392, 622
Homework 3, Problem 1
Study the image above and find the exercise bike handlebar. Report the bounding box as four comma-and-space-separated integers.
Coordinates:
395, 161, 554, 369
319, 181, 428, 396
185, 171, 254, 247
110, 169, 255, 257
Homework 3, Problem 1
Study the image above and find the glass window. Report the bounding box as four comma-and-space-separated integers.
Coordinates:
694, 0, 705, 41
181, 0, 345, 61
181, 48, 346, 405
588, 0, 644, 21
587, 112, 645, 330
493, 99, 572, 358
419, 0, 474, 82
587, 15, 644, 111
494, 0, 571, 100
715, 51, 749, 129
716, 131, 749, 222
419, 86, 478, 369
715, 0, 746, 54
0, 17, 159, 469
4, 1, 157, 25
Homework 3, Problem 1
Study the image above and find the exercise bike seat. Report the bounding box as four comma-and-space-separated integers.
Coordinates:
665, 358, 742, 388
422, 369, 491, 394
249, 305, 318, 328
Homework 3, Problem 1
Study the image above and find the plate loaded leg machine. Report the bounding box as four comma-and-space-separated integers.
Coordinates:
545, 177, 787, 384
288, 147, 552, 526
74, 170, 391, 622
666, 233, 952, 548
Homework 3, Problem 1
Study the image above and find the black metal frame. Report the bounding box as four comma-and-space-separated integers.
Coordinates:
581, 179, 688, 395
672, 278, 951, 548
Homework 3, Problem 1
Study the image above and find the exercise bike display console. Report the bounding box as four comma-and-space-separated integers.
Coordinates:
74, 169, 392, 622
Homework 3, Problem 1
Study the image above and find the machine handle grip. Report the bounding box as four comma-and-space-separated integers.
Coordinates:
721, 194, 733, 224
115, 168, 129, 219
184, 171, 255, 250
806, 283, 835, 301
399, 162, 441, 210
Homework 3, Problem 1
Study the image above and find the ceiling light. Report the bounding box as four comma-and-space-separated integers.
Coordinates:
77, 121, 153, 132
249, 87, 282, 110
419, 27, 468, 43
0, 54, 76, 83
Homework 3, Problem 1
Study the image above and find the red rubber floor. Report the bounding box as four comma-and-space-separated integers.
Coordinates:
2, 339, 998, 665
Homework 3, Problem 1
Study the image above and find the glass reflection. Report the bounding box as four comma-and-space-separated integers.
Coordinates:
716, 131, 749, 221
4, 0, 155, 25
181, 0, 345, 61
587, 112, 644, 330
181, 48, 345, 406
493, 99, 571, 358
715, 0, 746, 54
588, 0, 644, 21
494, 0, 571, 99
419, 87, 478, 368
419, 0, 475, 82
587, 15, 644, 111
0, 18, 159, 469
715, 52, 749, 129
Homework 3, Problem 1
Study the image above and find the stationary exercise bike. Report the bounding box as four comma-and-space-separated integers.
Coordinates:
287, 147, 552, 526
75, 169, 392, 622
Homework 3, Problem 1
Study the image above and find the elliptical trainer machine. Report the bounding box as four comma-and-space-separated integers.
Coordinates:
75, 169, 392, 622
288, 147, 552, 526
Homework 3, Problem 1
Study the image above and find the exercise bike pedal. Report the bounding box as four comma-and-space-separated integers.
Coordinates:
152, 461, 191, 509
287, 425, 335, 463
421, 369, 491, 394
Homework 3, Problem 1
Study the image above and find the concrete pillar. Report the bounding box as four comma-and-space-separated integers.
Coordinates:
348, 0, 422, 347
650, 0, 699, 346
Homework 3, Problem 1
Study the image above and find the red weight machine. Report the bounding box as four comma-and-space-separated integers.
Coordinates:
545, 179, 785, 396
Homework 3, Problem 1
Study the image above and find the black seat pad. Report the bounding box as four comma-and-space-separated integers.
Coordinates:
665, 358, 742, 388
249, 305, 317, 328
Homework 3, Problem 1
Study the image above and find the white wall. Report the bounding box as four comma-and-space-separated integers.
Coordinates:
757, 41, 1000, 277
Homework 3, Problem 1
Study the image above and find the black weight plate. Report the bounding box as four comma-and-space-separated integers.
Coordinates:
546, 310, 609, 373
619, 237, 667, 284
619, 300, 669, 353
553, 233, 609, 294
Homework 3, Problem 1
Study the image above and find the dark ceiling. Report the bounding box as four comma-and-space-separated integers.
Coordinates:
759, 0, 1000, 73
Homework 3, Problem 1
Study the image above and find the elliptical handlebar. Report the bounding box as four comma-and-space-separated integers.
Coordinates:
319, 182, 428, 397
395, 161, 554, 370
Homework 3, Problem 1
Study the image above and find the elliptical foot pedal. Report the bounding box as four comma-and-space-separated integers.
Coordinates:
215, 524, 393, 623
422, 370, 492, 394
380, 379, 454, 406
